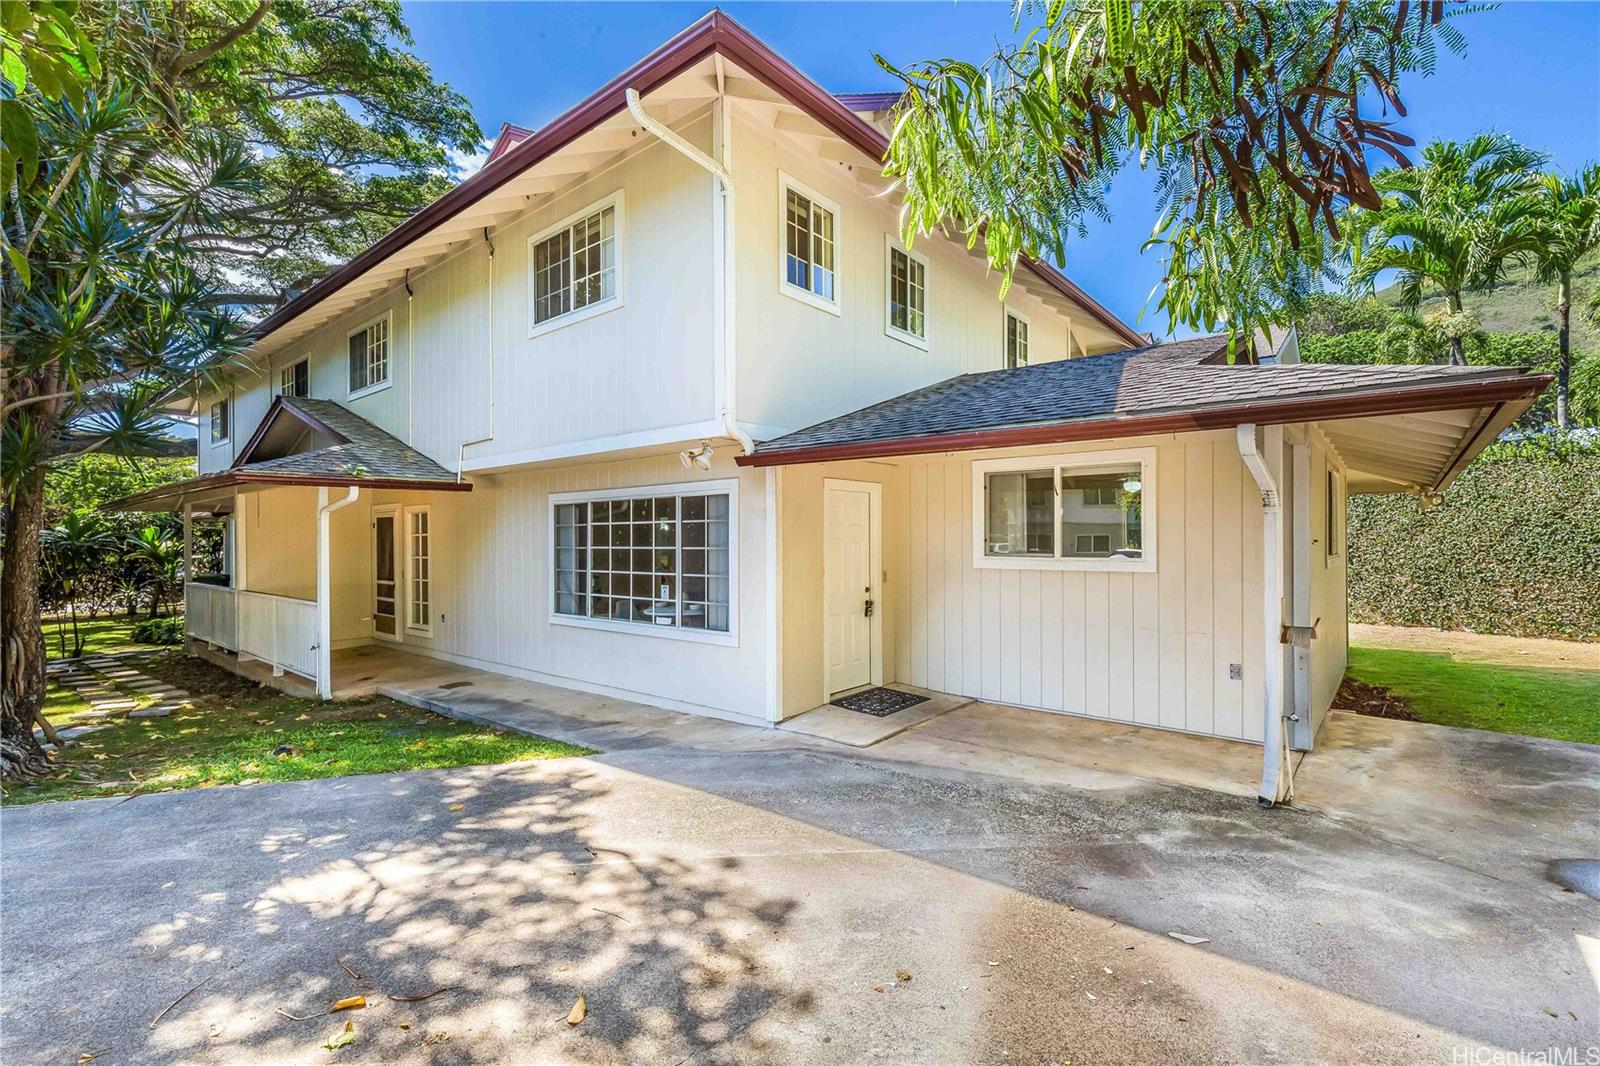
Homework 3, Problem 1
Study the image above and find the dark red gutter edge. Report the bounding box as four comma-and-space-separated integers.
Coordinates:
734, 374, 1552, 468
104, 470, 473, 512
249, 11, 1142, 351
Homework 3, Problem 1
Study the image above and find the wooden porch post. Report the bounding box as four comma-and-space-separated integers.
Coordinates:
181, 503, 193, 583
316, 486, 360, 700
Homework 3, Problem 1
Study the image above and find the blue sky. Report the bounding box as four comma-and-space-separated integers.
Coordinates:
402, 1, 1600, 337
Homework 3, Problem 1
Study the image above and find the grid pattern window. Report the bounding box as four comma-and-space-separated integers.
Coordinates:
209, 400, 229, 443
887, 246, 926, 341
348, 318, 389, 394
553, 491, 730, 633
279, 359, 309, 397
980, 455, 1151, 568
783, 187, 835, 303
406, 508, 431, 632
533, 203, 617, 325
1006, 312, 1029, 368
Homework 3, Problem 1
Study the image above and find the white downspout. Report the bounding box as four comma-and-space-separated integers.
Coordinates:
316, 486, 361, 699
1237, 424, 1292, 806
625, 84, 752, 454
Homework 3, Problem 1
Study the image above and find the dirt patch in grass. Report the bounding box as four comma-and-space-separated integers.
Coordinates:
1334, 676, 1421, 722
6, 651, 596, 807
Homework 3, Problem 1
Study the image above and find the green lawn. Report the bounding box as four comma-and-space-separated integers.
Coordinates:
6, 651, 595, 806
43, 614, 172, 660
1346, 646, 1600, 745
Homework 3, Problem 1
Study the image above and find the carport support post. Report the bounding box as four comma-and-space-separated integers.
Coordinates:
315, 486, 360, 700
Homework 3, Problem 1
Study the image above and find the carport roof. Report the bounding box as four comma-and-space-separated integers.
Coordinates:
736, 337, 1551, 494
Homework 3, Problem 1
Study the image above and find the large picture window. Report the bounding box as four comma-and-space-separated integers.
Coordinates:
974, 450, 1157, 572
553, 483, 734, 638
348, 315, 389, 396
779, 174, 838, 312
530, 195, 619, 329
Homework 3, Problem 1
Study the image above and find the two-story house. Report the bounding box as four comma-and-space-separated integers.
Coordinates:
112, 12, 1549, 805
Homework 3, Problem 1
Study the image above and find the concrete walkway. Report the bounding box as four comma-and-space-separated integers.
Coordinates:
5, 664, 1597, 1063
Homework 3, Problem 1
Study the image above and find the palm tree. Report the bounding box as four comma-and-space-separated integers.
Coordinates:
40, 512, 116, 659
1348, 134, 1546, 364
1526, 165, 1600, 430
128, 527, 183, 619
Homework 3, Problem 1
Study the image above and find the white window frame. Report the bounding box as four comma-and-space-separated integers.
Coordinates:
884, 234, 929, 350
1005, 306, 1030, 368
972, 448, 1157, 573
346, 311, 392, 399
403, 504, 433, 636
526, 190, 625, 339
279, 358, 310, 398
209, 398, 229, 446
776, 171, 841, 316
1326, 467, 1344, 561
548, 477, 739, 647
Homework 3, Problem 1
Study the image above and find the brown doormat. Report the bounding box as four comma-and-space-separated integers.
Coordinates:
831, 687, 929, 717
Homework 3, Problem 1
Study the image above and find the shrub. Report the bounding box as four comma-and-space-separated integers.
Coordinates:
1347, 446, 1600, 640
132, 616, 186, 645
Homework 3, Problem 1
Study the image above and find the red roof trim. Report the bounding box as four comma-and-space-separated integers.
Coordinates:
250, 11, 1141, 350
229, 395, 349, 470
734, 374, 1551, 468
103, 469, 473, 512
485, 123, 534, 164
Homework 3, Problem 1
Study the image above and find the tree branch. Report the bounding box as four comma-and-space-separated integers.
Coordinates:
171, 0, 273, 76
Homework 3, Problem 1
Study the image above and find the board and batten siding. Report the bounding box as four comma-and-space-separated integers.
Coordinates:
779, 431, 1273, 742
1308, 430, 1350, 740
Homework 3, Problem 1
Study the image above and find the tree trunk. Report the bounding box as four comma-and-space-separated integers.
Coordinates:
1556, 273, 1571, 432
1, 468, 54, 780
1447, 291, 1467, 366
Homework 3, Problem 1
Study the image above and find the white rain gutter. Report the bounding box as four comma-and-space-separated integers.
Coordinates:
1237, 424, 1292, 807
315, 486, 361, 699
625, 84, 753, 454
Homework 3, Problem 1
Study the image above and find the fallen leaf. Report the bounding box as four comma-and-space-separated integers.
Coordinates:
79, 1054, 99, 1063
448, 804, 464, 812
398, 1022, 411, 1030
567, 995, 587, 1026
872, 985, 884, 993
895, 970, 912, 983
322, 1021, 355, 1051
1167, 932, 1210, 946
377, 712, 387, 719
423, 1031, 450, 1044
1542, 1007, 1559, 1018
295, 714, 310, 721
330, 996, 366, 1013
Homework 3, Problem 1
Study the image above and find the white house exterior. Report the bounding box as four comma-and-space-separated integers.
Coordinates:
114, 13, 1549, 806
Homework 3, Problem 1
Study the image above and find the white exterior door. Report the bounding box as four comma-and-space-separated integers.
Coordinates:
372, 507, 398, 638
824, 481, 878, 696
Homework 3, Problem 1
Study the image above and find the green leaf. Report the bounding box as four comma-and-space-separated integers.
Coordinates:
5, 243, 30, 287
1, 45, 24, 93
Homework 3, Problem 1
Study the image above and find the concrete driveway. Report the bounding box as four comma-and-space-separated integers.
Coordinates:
3, 685, 1597, 1064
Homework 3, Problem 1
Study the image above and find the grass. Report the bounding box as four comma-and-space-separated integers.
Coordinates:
1379, 249, 1600, 350
5, 651, 596, 806
1345, 645, 1600, 745
43, 614, 173, 660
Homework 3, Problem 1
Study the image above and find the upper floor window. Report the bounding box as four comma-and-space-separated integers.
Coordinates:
209, 399, 229, 444
974, 449, 1157, 573
1006, 310, 1030, 368
779, 174, 838, 313
348, 314, 390, 397
885, 238, 928, 348
530, 194, 619, 330
280, 359, 309, 398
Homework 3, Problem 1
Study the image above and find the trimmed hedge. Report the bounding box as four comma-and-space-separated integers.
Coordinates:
1347, 445, 1600, 641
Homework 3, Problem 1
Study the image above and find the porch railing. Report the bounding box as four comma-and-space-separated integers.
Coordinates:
236, 590, 319, 680
184, 582, 238, 651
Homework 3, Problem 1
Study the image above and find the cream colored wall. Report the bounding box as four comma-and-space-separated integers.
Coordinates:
778, 431, 1271, 741
730, 111, 1091, 438
1308, 430, 1350, 740
200, 114, 720, 475
232, 486, 373, 648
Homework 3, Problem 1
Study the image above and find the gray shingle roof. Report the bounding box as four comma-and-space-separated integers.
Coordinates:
237, 397, 457, 482
751, 336, 1529, 456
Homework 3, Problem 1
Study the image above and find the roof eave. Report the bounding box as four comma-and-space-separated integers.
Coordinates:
735, 374, 1553, 468
103, 470, 473, 512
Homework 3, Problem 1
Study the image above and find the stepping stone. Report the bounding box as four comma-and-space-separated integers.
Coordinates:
129, 705, 172, 718
73, 708, 129, 721
41, 723, 111, 742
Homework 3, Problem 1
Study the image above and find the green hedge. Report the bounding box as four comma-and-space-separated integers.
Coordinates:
1347, 445, 1600, 641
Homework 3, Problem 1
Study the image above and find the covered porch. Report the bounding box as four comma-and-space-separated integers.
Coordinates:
107, 395, 473, 701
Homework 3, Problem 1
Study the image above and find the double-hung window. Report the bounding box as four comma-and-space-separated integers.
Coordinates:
280, 359, 309, 397
209, 399, 229, 444
885, 237, 928, 348
348, 315, 390, 396
779, 175, 838, 312
975, 450, 1157, 572
530, 194, 619, 330
552, 482, 734, 639
1005, 309, 1030, 368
